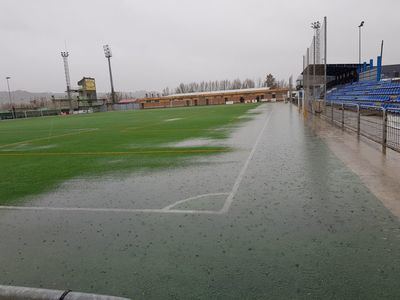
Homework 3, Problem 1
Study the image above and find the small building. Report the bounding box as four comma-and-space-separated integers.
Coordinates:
137, 87, 288, 109
75, 77, 106, 111
77, 77, 97, 100
52, 77, 106, 113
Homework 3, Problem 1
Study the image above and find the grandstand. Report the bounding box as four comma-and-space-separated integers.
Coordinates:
299, 18, 400, 154
319, 78, 400, 153
326, 80, 400, 111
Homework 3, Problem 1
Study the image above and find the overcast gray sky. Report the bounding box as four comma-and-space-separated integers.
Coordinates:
1, 0, 399, 93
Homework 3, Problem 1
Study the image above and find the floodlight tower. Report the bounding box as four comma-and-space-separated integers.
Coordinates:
358, 21, 365, 65
311, 21, 321, 100
311, 21, 321, 64
6, 76, 15, 119
103, 45, 116, 103
61, 51, 73, 112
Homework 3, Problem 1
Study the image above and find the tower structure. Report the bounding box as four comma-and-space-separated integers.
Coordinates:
103, 45, 116, 103
61, 51, 73, 111
311, 21, 321, 64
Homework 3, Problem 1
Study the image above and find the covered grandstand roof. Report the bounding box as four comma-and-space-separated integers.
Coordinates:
381, 64, 400, 80
302, 64, 360, 77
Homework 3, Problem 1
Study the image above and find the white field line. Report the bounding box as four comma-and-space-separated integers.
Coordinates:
0, 205, 221, 215
0, 128, 99, 149
162, 193, 229, 211
164, 118, 183, 122
220, 107, 273, 213
0, 107, 273, 215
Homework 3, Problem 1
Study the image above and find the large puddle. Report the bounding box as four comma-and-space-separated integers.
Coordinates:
20, 105, 271, 211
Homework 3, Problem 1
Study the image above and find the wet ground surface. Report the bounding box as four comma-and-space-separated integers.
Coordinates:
18, 107, 261, 210
309, 108, 400, 219
1, 103, 400, 299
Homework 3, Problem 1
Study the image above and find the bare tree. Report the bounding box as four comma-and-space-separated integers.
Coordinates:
162, 87, 170, 96
277, 79, 288, 88
231, 79, 242, 90
256, 77, 263, 88
171, 75, 285, 95
219, 80, 229, 90
175, 83, 188, 94
242, 79, 255, 89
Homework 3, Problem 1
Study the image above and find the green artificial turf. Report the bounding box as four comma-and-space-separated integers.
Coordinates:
0, 104, 257, 204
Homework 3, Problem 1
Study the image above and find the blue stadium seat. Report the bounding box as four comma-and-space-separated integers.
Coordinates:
326, 80, 400, 108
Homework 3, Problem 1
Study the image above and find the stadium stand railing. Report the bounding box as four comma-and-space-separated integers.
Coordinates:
321, 80, 400, 153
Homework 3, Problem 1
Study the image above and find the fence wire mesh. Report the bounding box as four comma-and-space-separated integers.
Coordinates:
320, 102, 400, 153
387, 111, 400, 151
360, 109, 384, 144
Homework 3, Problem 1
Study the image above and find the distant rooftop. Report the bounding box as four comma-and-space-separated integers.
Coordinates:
165, 87, 276, 98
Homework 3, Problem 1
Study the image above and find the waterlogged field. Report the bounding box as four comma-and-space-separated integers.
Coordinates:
0, 104, 258, 204
0, 103, 400, 299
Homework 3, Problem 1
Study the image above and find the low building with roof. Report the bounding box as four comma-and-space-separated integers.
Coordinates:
137, 87, 288, 109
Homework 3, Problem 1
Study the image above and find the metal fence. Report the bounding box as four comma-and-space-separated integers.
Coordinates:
388, 111, 400, 151
0, 109, 60, 120
320, 102, 400, 153
112, 103, 141, 111
0, 105, 110, 121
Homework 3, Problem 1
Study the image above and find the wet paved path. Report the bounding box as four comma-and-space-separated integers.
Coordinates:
1, 103, 400, 299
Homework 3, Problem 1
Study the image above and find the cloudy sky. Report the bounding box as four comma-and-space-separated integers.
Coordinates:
0, 0, 399, 94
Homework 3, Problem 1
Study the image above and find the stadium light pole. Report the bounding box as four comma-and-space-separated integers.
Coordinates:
61, 51, 73, 113
103, 44, 116, 104
6, 76, 15, 119
358, 21, 364, 65
311, 21, 320, 101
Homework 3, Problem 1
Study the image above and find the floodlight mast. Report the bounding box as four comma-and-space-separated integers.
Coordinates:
311, 21, 321, 64
311, 21, 321, 101
61, 51, 73, 112
358, 21, 364, 65
6, 76, 15, 119
103, 45, 116, 104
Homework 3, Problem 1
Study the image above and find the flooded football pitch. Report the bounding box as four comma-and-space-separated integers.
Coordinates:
0, 103, 399, 299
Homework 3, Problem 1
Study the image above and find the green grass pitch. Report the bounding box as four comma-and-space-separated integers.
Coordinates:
0, 104, 258, 204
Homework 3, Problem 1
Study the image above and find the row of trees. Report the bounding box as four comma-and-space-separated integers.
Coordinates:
160, 74, 288, 96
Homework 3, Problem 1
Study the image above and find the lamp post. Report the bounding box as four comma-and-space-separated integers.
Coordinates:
6, 76, 15, 119
358, 21, 364, 65
103, 45, 116, 104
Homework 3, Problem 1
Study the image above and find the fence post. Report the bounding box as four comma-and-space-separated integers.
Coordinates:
331, 101, 334, 123
382, 108, 387, 154
341, 103, 345, 129
357, 104, 360, 137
